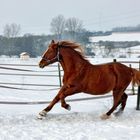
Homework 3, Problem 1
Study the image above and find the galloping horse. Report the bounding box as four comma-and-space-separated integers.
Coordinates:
38, 40, 140, 119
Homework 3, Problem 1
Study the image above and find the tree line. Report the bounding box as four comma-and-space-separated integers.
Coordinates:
1, 15, 140, 57
0, 35, 50, 57
0, 32, 91, 57
0, 15, 92, 57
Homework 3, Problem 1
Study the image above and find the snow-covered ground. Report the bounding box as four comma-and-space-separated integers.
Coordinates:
0, 96, 140, 140
0, 58, 140, 140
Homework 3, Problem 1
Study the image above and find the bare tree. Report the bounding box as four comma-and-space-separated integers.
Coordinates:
65, 17, 83, 40
50, 15, 65, 40
3, 23, 21, 38
3, 23, 21, 55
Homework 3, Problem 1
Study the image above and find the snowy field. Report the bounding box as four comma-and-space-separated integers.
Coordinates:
90, 32, 140, 42
0, 58, 140, 140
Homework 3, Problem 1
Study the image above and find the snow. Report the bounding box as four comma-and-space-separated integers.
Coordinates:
0, 97, 139, 140
90, 32, 140, 42
0, 58, 140, 140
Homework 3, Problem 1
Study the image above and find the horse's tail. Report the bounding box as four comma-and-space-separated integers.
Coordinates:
132, 68, 140, 86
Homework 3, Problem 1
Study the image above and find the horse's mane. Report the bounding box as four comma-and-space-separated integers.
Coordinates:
59, 41, 87, 61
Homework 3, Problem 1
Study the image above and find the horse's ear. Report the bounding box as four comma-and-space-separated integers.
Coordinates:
51, 40, 55, 44
56, 42, 60, 46
52, 41, 59, 49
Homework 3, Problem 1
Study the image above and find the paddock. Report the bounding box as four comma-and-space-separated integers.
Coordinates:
0, 58, 139, 105
0, 58, 140, 140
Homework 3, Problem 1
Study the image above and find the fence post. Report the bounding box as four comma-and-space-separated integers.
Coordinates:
136, 61, 140, 110
129, 64, 135, 95
58, 63, 62, 87
113, 59, 117, 62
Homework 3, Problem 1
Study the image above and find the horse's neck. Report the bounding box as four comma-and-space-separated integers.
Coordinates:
60, 48, 87, 74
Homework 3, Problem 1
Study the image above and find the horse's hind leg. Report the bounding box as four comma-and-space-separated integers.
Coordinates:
101, 89, 124, 119
120, 93, 128, 111
114, 92, 128, 110
115, 92, 128, 115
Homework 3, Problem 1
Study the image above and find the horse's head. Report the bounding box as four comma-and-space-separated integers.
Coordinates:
39, 40, 60, 68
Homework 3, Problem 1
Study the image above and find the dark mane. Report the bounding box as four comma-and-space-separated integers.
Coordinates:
59, 41, 88, 61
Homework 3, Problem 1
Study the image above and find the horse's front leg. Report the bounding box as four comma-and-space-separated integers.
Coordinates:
61, 98, 71, 111
37, 93, 60, 119
38, 85, 78, 119
60, 85, 79, 111
38, 86, 67, 119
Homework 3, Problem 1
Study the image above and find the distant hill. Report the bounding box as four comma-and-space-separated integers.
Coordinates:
112, 25, 140, 32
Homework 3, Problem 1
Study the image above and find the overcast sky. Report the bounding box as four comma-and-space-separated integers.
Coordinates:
0, 0, 140, 35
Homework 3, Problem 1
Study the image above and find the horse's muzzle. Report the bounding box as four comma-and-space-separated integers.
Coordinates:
39, 63, 45, 68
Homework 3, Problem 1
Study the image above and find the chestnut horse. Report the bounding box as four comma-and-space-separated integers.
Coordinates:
38, 40, 140, 119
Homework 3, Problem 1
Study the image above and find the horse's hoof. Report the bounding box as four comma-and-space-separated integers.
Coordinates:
67, 105, 71, 111
37, 110, 47, 120
100, 114, 111, 120
37, 114, 45, 120
64, 104, 71, 111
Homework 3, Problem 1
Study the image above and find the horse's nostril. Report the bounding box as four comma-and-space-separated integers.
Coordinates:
39, 63, 43, 68
40, 65, 43, 68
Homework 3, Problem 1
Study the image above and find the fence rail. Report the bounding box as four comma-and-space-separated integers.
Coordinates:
0, 73, 60, 77
0, 82, 60, 87
0, 93, 136, 105
0, 59, 140, 108
0, 63, 57, 67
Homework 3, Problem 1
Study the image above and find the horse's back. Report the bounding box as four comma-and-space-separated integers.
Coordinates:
100, 62, 132, 89
81, 62, 116, 94
81, 62, 132, 95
